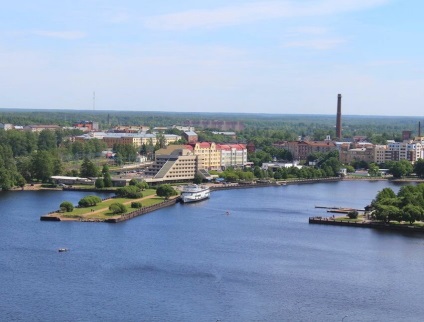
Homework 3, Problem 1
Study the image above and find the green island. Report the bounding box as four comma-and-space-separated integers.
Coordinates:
310, 183, 424, 232
41, 185, 179, 222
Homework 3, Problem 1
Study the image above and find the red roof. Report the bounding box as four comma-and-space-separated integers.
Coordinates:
216, 144, 246, 151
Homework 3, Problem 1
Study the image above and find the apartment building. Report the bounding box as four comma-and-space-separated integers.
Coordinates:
216, 144, 247, 169
387, 141, 423, 162
282, 140, 337, 160
189, 142, 221, 170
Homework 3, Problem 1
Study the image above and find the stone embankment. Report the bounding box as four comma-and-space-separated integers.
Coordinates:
309, 217, 424, 233
210, 177, 340, 191
104, 199, 177, 223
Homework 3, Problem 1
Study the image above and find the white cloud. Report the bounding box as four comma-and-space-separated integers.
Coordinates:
31, 30, 86, 40
144, 0, 390, 30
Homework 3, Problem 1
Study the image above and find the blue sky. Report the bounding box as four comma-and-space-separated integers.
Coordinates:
0, 0, 423, 116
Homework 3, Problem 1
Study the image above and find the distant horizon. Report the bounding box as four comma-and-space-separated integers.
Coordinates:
1, 107, 423, 120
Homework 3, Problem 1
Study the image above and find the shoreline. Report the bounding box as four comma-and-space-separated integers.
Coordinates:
309, 217, 424, 233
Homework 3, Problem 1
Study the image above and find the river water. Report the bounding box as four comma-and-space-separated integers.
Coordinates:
1, 181, 423, 322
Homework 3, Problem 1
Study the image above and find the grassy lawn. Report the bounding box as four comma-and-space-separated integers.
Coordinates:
334, 215, 365, 223
58, 189, 161, 219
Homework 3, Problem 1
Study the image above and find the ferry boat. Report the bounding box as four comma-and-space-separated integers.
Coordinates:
181, 185, 210, 203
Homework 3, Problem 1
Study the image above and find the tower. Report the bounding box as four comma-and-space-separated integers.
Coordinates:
336, 94, 342, 139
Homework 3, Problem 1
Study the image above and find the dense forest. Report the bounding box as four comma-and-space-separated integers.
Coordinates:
1, 109, 422, 142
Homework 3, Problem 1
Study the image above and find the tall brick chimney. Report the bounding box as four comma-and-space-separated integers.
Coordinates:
336, 94, 342, 139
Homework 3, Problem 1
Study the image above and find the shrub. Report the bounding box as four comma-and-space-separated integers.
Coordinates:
109, 203, 127, 214
129, 178, 149, 190
131, 201, 142, 208
116, 186, 143, 198
78, 195, 102, 207
347, 210, 359, 219
59, 201, 74, 212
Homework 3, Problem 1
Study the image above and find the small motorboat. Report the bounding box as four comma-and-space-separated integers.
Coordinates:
58, 248, 69, 252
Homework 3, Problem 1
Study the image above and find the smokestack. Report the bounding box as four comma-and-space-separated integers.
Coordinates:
336, 94, 342, 139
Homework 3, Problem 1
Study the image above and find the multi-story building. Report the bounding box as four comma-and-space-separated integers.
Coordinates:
216, 144, 247, 169
339, 142, 375, 164
110, 125, 149, 133
387, 141, 423, 162
73, 121, 99, 131
23, 125, 61, 132
374, 145, 389, 164
145, 147, 199, 182
189, 142, 221, 170
183, 131, 198, 144
282, 140, 337, 160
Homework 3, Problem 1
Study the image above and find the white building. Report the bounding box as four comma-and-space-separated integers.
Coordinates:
387, 141, 423, 162
216, 144, 248, 169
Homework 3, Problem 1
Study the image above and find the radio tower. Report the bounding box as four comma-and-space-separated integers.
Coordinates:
93, 91, 96, 111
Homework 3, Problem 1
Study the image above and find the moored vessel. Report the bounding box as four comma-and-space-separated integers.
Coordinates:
181, 185, 210, 203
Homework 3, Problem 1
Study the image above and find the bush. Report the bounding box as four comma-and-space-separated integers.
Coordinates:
109, 203, 127, 214
131, 201, 142, 208
78, 195, 102, 207
129, 178, 149, 190
59, 201, 74, 212
347, 210, 359, 219
116, 186, 143, 198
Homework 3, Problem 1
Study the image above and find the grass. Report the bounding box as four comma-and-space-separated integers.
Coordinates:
55, 189, 162, 220
334, 215, 365, 223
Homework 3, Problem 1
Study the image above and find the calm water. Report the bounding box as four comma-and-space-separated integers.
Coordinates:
1, 181, 423, 322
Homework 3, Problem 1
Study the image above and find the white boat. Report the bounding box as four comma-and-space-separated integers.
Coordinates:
181, 185, 210, 203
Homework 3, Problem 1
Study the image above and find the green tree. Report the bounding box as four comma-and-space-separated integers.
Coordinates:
193, 173, 203, 184
402, 204, 423, 224
102, 164, 110, 174
368, 163, 380, 177
388, 160, 413, 178
31, 150, 54, 182
413, 159, 424, 178
156, 184, 177, 200
80, 157, 99, 177
78, 195, 102, 207
116, 186, 143, 198
60, 201, 74, 212
109, 203, 127, 214
95, 178, 105, 188
37, 129, 57, 151
103, 172, 112, 187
